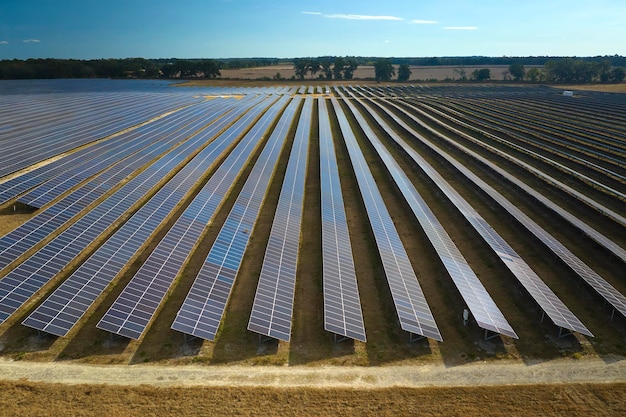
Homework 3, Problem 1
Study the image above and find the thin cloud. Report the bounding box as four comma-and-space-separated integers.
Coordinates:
23, 39, 41, 43
0, 41, 8, 44
324, 14, 403, 21
384, 40, 391, 43
409, 19, 439, 24
443, 26, 478, 30
301, 11, 322, 15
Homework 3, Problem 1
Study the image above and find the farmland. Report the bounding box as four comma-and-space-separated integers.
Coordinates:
0, 80, 624, 414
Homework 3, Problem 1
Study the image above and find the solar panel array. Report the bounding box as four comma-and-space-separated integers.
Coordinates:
17, 100, 214, 208
330, 97, 442, 342
22, 96, 270, 336
340, 92, 517, 339
317, 98, 367, 342
170, 98, 301, 341
378, 97, 626, 324
247, 97, 313, 341
0, 99, 233, 273
366, 97, 597, 335
96, 96, 295, 340
0, 97, 252, 325
0, 93, 197, 202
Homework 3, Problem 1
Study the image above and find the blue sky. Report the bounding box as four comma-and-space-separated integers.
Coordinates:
1, 0, 625, 59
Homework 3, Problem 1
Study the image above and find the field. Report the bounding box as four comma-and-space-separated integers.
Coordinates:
0, 80, 624, 415
219, 64, 539, 82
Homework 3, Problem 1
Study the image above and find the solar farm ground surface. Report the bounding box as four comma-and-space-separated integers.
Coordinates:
0, 79, 624, 415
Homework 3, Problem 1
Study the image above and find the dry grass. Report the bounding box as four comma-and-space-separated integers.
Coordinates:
2, 380, 624, 417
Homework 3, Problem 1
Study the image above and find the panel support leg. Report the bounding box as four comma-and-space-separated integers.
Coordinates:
409, 333, 425, 345
333, 333, 349, 344
484, 329, 500, 341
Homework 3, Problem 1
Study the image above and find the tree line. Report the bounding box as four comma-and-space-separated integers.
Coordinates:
0, 56, 624, 84
505, 59, 625, 83
0, 58, 222, 79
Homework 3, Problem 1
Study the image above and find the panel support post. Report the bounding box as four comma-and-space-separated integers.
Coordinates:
484, 329, 500, 341
409, 333, 425, 345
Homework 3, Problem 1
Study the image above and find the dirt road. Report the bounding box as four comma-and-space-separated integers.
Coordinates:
1, 356, 624, 388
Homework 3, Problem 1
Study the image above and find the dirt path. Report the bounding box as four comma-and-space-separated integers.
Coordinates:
1, 356, 624, 388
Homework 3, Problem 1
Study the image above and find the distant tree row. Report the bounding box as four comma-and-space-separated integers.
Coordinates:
292, 57, 360, 80
0, 58, 221, 79
504, 59, 625, 83
391, 55, 626, 68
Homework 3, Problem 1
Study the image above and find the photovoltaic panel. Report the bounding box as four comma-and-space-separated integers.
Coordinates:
317, 98, 366, 342
412, 100, 626, 228
22, 95, 273, 337
0, 98, 234, 274
340, 92, 517, 339
247, 97, 313, 341
0, 98, 248, 326
0, 92, 197, 182
170, 98, 301, 341
96, 96, 295, 340
330, 97, 442, 342
369, 97, 597, 335
17, 99, 217, 208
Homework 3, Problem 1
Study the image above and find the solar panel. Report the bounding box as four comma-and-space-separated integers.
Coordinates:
340, 92, 517, 339
17, 100, 218, 208
96, 96, 295, 340
0, 97, 255, 326
315, 98, 367, 342
368, 97, 598, 335
171, 98, 301, 341
0, 92, 198, 183
21, 96, 274, 337
0, 99, 238, 274
247, 97, 313, 341
330, 97, 442, 342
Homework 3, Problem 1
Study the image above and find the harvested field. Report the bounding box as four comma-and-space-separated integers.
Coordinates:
0, 80, 624, 415
218, 64, 543, 82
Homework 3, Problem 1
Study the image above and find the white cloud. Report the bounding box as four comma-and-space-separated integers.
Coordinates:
443, 26, 478, 30
23, 39, 41, 43
384, 40, 391, 43
324, 14, 403, 21
301, 11, 322, 15
409, 19, 439, 24
0, 41, 8, 44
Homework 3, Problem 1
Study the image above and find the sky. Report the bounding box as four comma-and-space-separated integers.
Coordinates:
1, 0, 625, 60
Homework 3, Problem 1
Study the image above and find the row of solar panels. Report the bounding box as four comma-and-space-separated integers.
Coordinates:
1, 86, 623, 347
338, 87, 626, 324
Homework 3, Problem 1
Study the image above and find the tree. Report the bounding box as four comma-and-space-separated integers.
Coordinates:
293, 58, 308, 80
341, 57, 358, 80
320, 58, 333, 80
610, 67, 625, 83
453, 66, 467, 81
508, 63, 525, 81
397, 64, 411, 82
526, 67, 545, 83
374, 58, 394, 82
307, 59, 320, 78
471, 68, 491, 81
332, 57, 344, 80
